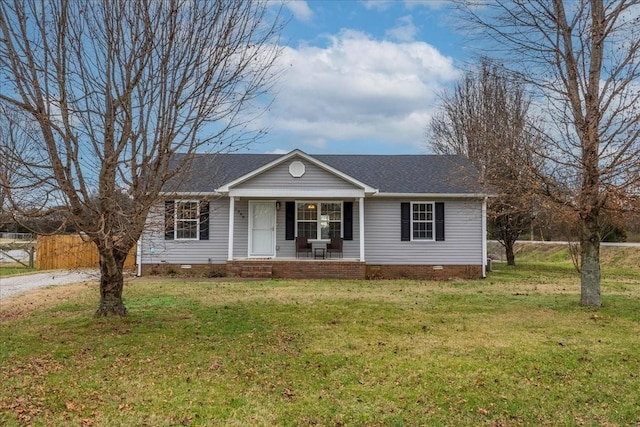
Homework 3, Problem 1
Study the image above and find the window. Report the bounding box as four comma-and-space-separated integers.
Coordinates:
175, 201, 199, 239
164, 200, 209, 240
296, 201, 342, 239
320, 202, 341, 239
412, 202, 434, 241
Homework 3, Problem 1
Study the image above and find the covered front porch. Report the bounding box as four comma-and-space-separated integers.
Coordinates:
226, 195, 368, 261
220, 152, 378, 263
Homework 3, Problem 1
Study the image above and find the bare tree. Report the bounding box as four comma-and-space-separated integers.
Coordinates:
0, 110, 12, 231
428, 58, 540, 265
0, 0, 282, 316
0, 105, 41, 233
458, 0, 640, 307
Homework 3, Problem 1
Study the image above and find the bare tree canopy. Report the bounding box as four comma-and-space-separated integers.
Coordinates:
0, 0, 282, 316
428, 58, 541, 266
458, 0, 640, 307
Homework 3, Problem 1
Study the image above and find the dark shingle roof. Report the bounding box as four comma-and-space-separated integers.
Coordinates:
315, 154, 483, 194
165, 152, 484, 195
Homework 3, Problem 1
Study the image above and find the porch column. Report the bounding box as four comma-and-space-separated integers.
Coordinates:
359, 197, 365, 262
228, 197, 235, 261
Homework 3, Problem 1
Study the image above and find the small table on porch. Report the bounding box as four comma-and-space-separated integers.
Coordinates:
309, 239, 329, 260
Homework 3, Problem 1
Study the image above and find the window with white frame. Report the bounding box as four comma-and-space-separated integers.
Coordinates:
296, 201, 342, 239
412, 202, 434, 241
175, 200, 199, 240
164, 200, 209, 241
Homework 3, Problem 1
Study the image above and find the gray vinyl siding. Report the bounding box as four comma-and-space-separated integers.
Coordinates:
364, 198, 483, 265
141, 196, 361, 263
234, 159, 359, 190
232, 199, 249, 258
141, 196, 480, 265
139, 198, 229, 264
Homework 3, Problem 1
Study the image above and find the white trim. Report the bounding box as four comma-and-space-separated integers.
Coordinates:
160, 192, 221, 197
161, 191, 488, 199
228, 197, 235, 261
248, 200, 276, 258
228, 188, 365, 198
174, 200, 200, 240
410, 201, 435, 242
359, 197, 365, 262
218, 149, 378, 194
372, 192, 488, 199
295, 201, 343, 240
482, 197, 487, 278
136, 238, 142, 277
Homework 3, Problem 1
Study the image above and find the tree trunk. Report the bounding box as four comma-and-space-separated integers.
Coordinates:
579, 219, 601, 308
95, 246, 128, 317
504, 239, 516, 266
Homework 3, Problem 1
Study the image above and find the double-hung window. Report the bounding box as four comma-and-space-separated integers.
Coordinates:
175, 201, 199, 239
412, 202, 434, 241
296, 201, 342, 239
165, 200, 210, 241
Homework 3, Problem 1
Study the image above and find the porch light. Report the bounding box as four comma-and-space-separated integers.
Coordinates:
276, 201, 281, 210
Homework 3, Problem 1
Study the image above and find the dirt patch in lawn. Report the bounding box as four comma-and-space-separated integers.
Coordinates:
0, 282, 96, 321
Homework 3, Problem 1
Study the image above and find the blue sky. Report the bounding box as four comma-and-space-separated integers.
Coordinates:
247, 0, 470, 155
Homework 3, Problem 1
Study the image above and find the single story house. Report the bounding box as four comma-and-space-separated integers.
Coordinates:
137, 149, 489, 279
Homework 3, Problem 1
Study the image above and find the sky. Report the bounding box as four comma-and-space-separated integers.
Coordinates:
247, 0, 471, 155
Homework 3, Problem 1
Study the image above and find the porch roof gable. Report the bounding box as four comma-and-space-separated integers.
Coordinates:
217, 149, 378, 195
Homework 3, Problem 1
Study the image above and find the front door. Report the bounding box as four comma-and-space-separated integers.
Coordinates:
249, 201, 276, 257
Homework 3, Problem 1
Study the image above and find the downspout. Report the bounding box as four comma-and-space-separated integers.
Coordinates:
482, 197, 487, 278
136, 238, 142, 277
359, 197, 365, 262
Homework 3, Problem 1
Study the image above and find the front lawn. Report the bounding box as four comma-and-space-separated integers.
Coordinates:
1, 264, 639, 426
0, 266, 36, 277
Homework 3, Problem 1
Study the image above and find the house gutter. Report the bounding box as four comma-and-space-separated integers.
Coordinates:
158, 192, 221, 197
371, 192, 489, 199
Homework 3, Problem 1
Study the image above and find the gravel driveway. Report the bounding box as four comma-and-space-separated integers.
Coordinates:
0, 270, 99, 300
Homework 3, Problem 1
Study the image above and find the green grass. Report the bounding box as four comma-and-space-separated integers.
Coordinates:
0, 266, 37, 276
1, 267, 640, 426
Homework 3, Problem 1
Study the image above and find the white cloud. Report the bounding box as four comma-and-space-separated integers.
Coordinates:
283, 0, 313, 22
264, 148, 290, 154
360, 1, 394, 12
267, 30, 459, 152
403, 0, 449, 10
362, 0, 448, 12
386, 15, 419, 42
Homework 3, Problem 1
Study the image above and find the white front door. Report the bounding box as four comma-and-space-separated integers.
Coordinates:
249, 201, 276, 257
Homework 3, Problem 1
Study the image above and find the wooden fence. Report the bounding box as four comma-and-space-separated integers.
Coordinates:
36, 235, 136, 270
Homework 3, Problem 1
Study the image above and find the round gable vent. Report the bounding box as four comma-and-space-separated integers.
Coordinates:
289, 160, 305, 178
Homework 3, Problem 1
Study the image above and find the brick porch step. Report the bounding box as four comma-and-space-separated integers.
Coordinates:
240, 264, 273, 278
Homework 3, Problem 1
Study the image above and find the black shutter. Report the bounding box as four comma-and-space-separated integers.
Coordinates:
285, 201, 295, 240
164, 201, 175, 240
199, 201, 210, 241
435, 202, 445, 241
343, 201, 353, 240
401, 202, 410, 241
